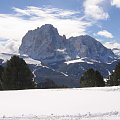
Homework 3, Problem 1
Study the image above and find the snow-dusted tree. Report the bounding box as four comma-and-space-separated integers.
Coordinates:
2, 55, 35, 90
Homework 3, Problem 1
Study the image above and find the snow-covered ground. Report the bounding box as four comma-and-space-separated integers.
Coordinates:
0, 86, 120, 119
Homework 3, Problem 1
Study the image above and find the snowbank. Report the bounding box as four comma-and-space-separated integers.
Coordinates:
0, 86, 120, 119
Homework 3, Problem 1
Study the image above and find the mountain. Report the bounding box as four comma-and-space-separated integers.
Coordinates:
19, 24, 66, 63
19, 24, 117, 64
18, 24, 119, 87
65, 35, 117, 63
1, 24, 116, 87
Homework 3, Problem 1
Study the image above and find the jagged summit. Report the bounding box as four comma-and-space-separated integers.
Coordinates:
38, 24, 59, 34
19, 24, 66, 63
19, 24, 117, 64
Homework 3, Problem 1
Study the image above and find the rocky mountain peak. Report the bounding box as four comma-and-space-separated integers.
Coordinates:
39, 24, 59, 35
67, 35, 116, 62
19, 24, 117, 64
19, 24, 66, 63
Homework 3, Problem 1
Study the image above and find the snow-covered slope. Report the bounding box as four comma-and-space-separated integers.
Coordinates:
0, 86, 120, 119
19, 24, 117, 64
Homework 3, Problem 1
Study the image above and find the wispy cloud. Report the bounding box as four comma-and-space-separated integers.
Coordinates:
0, 6, 92, 53
13, 6, 80, 19
97, 30, 114, 38
0, 6, 84, 40
12, 6, 91, 36
83, 0, 109, 20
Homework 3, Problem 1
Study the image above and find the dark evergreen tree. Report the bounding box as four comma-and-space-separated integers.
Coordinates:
37, 79, 57, 89
107, 62, 120, 86
0, 65, 4, 90
37, 79, 68, 89
80, 68, 95, 87
95, 71, 105, 87
80, 68, 105, 88
2, 55, 35, 90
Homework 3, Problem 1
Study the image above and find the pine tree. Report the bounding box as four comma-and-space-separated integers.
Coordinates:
95, 71, 105, 87
0, 65, 4, 90
37, 79, 68, 89
2, 55, 35, 90
80, 68, 95, 87
107, 62, 120, 86
80, 68, 105, 88
37, 79, 57, 89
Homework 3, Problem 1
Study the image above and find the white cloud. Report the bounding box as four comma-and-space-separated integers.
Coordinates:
97, 30, 114, 38
0, 6, 92, 53
104, 42, 120, 49
83, 0, 109, 20
104, 42, 120, 56
111, 0, 120, 8
0, 39, 19, 54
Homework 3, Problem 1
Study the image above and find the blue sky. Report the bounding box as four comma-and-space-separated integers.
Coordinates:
0, 0, 120, 53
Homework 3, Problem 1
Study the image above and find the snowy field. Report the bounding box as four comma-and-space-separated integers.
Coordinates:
0, 86, 120, 120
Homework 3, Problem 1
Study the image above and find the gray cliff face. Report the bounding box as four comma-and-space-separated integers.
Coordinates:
19, 24, 117, 64
19, 24, 66, 63
67, 35, 116, 63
